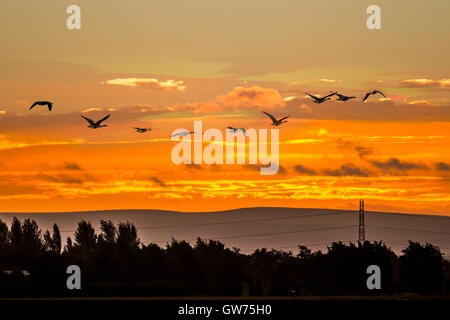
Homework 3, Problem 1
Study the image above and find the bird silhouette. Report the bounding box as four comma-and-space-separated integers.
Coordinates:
81, 114, 110, 129
305, 92, 336, 103
227, 127, 246, 135
262, 111, 289, 126
133, 127, 152, 133
332, 91, 356, 101
29, 101, 53, 111
170, 131, 197, 138
362, 90, 386, 102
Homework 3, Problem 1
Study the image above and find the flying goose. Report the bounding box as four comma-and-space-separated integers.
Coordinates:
305, 91, 336, 103
170, 131, 197, 138
227, 127, 246, 135
29, 101, 53, 111
362, 90, 386, 102
133, 127, 152, 133
262, 111, 289, 126
332, 91, 356, 101
81, 114, 110, 129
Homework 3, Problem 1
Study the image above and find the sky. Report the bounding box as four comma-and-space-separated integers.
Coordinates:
0, 0, 449, 214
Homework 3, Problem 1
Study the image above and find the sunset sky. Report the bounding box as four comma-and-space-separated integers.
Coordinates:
0, 0, 449, 214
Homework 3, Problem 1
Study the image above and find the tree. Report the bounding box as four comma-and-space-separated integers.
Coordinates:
6, 218, 43, 269
399, 241, 444, 294
99, 220, 116, 245
65, 237, 73, 252
43, 224, 62, 254
52, 224, 62, 254
74, 220, 97, 249
0, 219, 8, 249
8, 217, 22, 248
117, 222, 139, 248
21, 219, 42, 252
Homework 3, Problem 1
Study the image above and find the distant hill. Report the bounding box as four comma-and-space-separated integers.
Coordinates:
1, 207, 449, 256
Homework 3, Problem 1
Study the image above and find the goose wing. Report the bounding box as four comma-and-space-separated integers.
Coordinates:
95, 114, 110, 125
324, 91, 337, 99
362, 92, 371, 102
279, 116, 290, 121
305, 92, 318, 100
81, 115, 95, 126
373, 90, 386, 97
262, 111, 277, 123
29, 102, 39, 110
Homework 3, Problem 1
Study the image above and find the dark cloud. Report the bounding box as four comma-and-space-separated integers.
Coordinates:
370, 158, 428, 171
322, 163, 372, 177
184, 163, 203, 170
243, 164, 286, 174
61, 162, 83, 171
150, 176, 166, 187
335, 139, 373, 159
435, 162, 450, 171
294, 164, 317, 175
37, 174, 84, 184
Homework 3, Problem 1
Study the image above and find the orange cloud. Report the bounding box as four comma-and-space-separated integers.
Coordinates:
103, 78, 186, 91
400, 78, 450, 88
217, 85, 285, 110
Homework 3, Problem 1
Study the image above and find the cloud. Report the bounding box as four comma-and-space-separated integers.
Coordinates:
407, 100, 435, 106
294, 164, 317, 175
217, 85, 285, 110
37, 174, 85, 184
103, 78, 186, 91
184, 163, 203, 170
81, 107, 116, 113
400, 78, 450, 88
243, 164, 286, 174
150, 176, 166, 187
370, 158, 428, 171
435, 162, 450, 171
299, 104, 312, 114
335, 139, 373, 159
322, 163, 373, 177
308, 79, 342, 84
61, 162, 83, 171
283, 96, 297, 102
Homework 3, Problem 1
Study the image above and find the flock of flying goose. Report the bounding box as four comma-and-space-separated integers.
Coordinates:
28, 89, 386, 137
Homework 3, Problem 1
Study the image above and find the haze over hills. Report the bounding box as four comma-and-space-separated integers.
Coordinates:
1, 207, 449, 256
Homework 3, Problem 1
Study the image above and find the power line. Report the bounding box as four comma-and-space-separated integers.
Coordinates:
58, 210, 356, 233
136, 210, 356, 230
370, 225, 450, 236
152, 225, 357, 244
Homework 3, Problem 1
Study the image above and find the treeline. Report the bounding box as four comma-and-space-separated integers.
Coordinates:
0, 217, 449, 297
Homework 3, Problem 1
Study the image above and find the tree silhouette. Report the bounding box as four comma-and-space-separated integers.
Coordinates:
8, 217, 22, 249
99, 220, 116, 245
44, 224, 62, 254
399, 240, 444, 294
6, 218, 43, 269
0, 219, 8, 250
1, 216, 449, 297
117, 221, 139, 248
74, 220, 97, 249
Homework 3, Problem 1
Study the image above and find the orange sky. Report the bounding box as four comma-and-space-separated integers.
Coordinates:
0, 1, 449, 214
